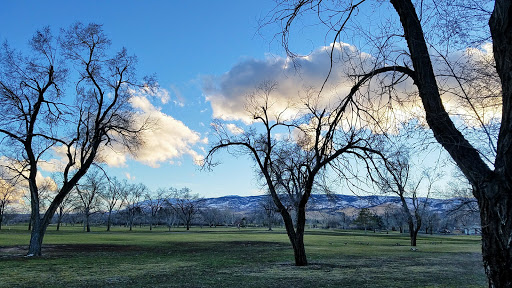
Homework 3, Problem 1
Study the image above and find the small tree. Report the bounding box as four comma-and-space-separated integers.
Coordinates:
102, 177, 127, 232
145, 188, 167, 231
74, 169, 105, 232
0, 171, 22, 230
260, 194, 278, 231
55, 192, 74, 231
125, 183, 146, 231
372, 147, 438, 246
169, 188, 202, 230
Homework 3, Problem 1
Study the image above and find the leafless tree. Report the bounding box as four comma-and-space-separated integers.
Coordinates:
125, 183, 146, 231
0, 23, 154, 256
371, 146, 439, 245
204, 82, 378, 266
200, 207, 225, 228
145, 188, 167, 231
0, 171, 22, 230
75, 168, 106, 232
260, 194, 278, 231
102, 177, 127, 232
268, 1, 512, 285
55, 190, 74, 231
168, 187, 202, 231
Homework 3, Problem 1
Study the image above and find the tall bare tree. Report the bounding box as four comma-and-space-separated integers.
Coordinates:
204, 82, 378, 266
0, 23, 153, 256
269, 1, 511, 285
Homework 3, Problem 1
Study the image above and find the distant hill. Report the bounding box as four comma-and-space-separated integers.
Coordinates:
200, 194, 466, 215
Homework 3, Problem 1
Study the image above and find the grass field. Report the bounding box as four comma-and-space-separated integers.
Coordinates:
0, 225, 486, 287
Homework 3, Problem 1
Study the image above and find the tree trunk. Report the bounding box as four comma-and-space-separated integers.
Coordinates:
27, 217, 44, 256
476, 185, 512, 288
409, 223, 418, 247
281, 206, 308, 266
106, 212, 112, 232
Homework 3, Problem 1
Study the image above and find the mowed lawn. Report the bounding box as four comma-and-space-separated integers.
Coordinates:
0, 226, 486, 288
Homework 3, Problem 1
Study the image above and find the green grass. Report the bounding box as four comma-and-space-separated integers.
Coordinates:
0, 225, 486, 287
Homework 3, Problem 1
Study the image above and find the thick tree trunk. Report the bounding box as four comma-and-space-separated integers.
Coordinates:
27, 218, 45, 256
409, 224, 418, 247
476, 185, 512, 288
390, 1, 511, 286
107, 211, 112, 232
281, 206, 308, 266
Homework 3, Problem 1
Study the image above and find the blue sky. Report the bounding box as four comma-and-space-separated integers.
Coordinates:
1, 1, 485, 198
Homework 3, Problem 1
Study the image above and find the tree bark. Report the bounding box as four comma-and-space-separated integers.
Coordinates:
477, 185, 512, 288
280, 204, 308, 266
106, 212, 112, 232
409, 223, 418, 247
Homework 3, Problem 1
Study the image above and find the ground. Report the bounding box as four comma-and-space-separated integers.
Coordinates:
0, 226, 486, 287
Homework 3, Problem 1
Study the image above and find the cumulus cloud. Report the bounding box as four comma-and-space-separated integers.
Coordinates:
41, 88, 203, 170
203, 41, 499, 134
203, 42, 370, 123
226, 123, 244, 135
125, 95, 202, 167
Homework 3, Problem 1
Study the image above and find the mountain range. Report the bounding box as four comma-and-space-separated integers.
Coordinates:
200, 194, 466, 216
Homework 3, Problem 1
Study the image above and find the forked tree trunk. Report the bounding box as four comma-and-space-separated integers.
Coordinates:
476, 185, 512, 288
280, 205, 308, 266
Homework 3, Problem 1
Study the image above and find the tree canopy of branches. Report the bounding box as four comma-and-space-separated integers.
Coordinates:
0, 23, 154, 256
205, 82, 378, 266
269, 0, 511, 286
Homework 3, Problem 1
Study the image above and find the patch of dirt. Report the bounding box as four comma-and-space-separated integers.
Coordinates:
0, 244, 140, 259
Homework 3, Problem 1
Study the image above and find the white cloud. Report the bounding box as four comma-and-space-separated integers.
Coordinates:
127, 95, 202, 168
202, 42, 369, 123
44, 91, 203, 169
203, 42, 500, 134
226, 123, 244, 135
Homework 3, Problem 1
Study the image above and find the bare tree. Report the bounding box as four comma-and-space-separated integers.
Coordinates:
0, 23, 154, 256
55, 191, 74, 231
75, 168, 105, 232
0, 171, 22, 230
260, 194, 278, 231
372, 147, 439, 246
200, 207, 225, 228
269, 1, 512, 285
145, 188, 167, 231
168, 187, 202, 231
125, 183, 146, 231
204, 82, 378, 266
102, 177, 127, 232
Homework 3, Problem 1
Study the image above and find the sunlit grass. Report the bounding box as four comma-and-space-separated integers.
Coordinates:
0, 225, 486, 287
